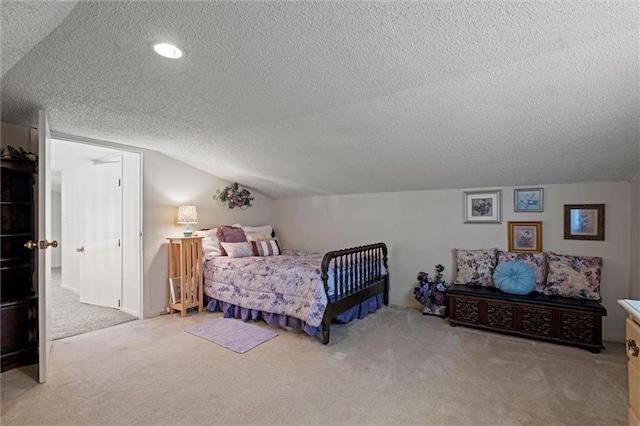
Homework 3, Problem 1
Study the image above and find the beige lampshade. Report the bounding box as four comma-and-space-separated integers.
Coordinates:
177, 205, 198, 224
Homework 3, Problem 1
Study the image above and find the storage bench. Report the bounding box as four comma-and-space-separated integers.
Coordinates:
447, 284, 607, 352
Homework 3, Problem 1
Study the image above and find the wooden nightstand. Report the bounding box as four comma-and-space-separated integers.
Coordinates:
167, 236, 204, 317
619, 300, 640, 426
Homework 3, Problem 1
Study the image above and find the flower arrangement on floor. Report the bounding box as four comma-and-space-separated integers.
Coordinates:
414, 264, 450, 317
213, 182, 254, 210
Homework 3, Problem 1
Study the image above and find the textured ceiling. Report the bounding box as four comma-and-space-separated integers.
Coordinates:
1, 1, 638, 198
1, 0, 78, 77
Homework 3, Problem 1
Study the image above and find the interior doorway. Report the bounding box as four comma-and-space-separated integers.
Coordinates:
50, 139, 142, 340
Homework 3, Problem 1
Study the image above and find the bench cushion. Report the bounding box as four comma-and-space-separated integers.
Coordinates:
447, 284, 607, 315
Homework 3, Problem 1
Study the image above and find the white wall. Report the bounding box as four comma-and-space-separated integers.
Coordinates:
1, 122, 37, 152
274, 182, 631, 340
142, 151, 274, 317
631, 172, 640, 300
51, 190, 61, 268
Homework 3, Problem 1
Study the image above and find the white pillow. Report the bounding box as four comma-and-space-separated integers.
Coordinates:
197, 228, 219, 240
245, 231, 268, 242
219, 241, 253, 258
198, 228, 221, 260
232, 224, 273, 240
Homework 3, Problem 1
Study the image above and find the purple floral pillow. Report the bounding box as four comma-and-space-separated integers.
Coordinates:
216, 226, 247, 256
497, 251, 547, 293
544, 252, 602, 301
454, 248, 498, 287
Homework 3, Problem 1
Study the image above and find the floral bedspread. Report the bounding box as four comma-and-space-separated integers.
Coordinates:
203, 250, 328, 327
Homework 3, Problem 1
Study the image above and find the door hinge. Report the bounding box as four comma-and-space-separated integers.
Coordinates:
118, 178, 121, 187
118, 299, 121, 307
118, 239, 121, 247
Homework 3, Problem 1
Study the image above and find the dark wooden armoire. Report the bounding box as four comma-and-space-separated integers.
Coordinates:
1, 159, 38, 372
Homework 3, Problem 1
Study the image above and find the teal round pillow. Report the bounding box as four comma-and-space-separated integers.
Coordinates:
493, 261, 536, 295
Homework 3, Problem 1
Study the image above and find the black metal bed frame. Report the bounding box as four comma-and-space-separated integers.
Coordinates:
320, 242, 389, 344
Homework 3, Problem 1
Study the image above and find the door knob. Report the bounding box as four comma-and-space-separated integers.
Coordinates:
24, 240, 59, 250
76, 246, 84, 253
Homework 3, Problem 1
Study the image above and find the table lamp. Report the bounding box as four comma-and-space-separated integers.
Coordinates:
177, 205, 197, 237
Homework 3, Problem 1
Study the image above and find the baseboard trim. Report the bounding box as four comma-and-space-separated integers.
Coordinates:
121, 307, 139, 318
603, 334, 625, 343
61, 283, 79, 294
145, 308, 166, 319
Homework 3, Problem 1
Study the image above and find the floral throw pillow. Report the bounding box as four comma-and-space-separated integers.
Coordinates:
497, 251, 547, 293
454, 248, 498, 287
544, 252, 602, 301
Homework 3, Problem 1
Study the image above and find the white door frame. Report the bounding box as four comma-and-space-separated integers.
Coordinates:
51, 132, 144, 319
38, 111, 53, 383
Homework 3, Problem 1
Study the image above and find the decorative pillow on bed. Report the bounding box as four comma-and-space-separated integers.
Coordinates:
245, 231, 270, 242
219, 242, 254, 258
199, 228, 221, 260
497, 251, 547, 293
251, 239, 281, 256
232, 224, 273, 240
493, 261, 536, 295
544, 252, 602, 301
453, 248, 498, 287
217, 226, 247, 256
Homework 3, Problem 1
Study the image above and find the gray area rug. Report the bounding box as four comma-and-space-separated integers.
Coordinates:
185, 318, 277, 353
52, 268, 137, 340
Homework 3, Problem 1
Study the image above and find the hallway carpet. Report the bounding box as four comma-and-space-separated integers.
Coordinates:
51, 268, 136, 340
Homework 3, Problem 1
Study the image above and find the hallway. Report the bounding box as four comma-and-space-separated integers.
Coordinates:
51, 268, 136, 340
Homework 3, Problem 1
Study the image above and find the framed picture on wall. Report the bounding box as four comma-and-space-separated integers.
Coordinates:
514, 188, 543, 212
508, 221, 542, 253
464, 190, 501, 223
564, 204, 605, 240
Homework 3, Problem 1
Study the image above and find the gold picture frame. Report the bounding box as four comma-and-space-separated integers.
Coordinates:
508, 221, 542, 253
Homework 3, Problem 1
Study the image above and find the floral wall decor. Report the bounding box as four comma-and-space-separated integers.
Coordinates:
213, 182, 254, 210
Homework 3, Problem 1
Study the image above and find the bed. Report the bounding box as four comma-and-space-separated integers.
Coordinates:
202, 239, 389, 344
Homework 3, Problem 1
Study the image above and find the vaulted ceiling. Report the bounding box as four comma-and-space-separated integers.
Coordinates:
2, 1, 638, 198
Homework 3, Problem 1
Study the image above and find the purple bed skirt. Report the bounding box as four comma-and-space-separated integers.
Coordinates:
205, 293, 384, 337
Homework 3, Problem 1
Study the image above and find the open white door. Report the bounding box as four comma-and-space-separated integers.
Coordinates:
38, 110, 55, 383
78, 158, 122, 308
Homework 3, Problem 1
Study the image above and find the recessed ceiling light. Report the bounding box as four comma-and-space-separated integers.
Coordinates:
152, 42, 184, 59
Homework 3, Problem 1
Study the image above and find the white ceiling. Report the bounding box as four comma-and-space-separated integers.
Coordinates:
50, 139, 124, 192
1, 1, 638, 198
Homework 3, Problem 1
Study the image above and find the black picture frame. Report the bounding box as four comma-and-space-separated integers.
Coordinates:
563, 204, 605, 241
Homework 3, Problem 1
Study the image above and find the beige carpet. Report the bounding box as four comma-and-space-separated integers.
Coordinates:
51, 268, 137, 340
0, 305, 628, 425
